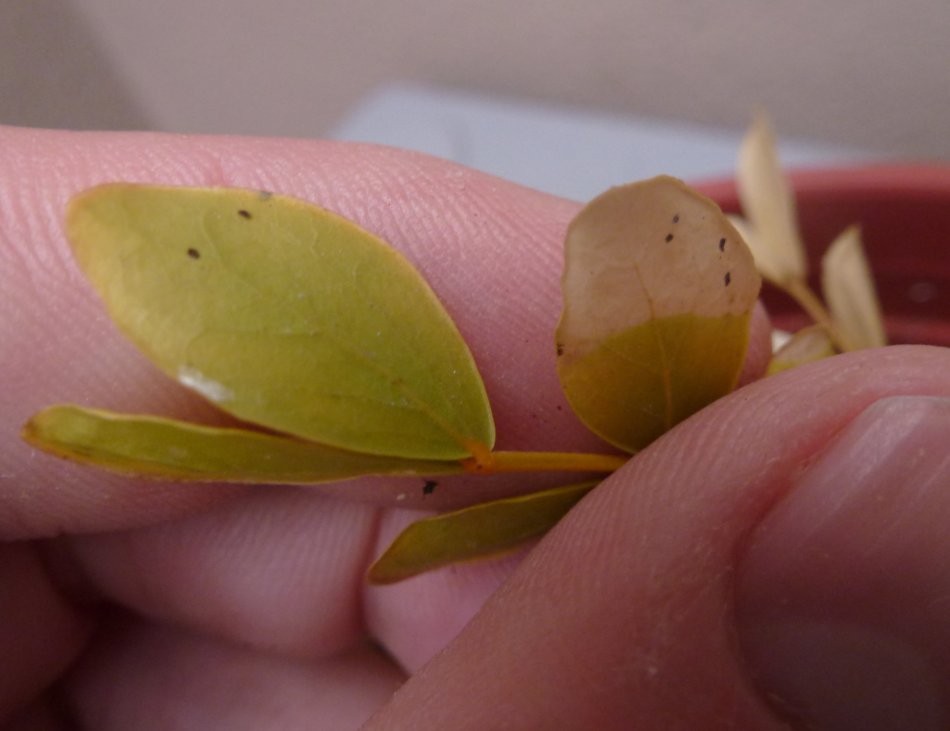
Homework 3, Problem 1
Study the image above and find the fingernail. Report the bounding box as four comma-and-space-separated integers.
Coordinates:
736, 396, 950, 730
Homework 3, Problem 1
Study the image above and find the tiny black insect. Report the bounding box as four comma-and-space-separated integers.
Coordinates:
422, 480, 438, 496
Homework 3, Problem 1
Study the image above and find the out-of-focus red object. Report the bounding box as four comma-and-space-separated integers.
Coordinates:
699, 165, 950, 346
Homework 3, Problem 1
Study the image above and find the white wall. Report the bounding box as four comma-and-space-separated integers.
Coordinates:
4, 0, 949, 158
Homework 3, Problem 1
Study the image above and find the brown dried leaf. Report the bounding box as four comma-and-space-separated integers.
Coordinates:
767, 324, 837, 375
556, 176, 761, 452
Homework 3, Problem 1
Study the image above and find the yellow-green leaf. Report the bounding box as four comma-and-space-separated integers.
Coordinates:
736, 113, 808, 286
767, 324, 836, 375
23, 406, 464, 483
556, 176, 761, 453
368, 481, 598, 584
821, 225, 887, 350
66, 185, 494, 460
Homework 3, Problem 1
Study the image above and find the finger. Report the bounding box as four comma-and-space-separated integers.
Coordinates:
64, 617, 404, 731
2, 126, 770, 539
363, 345, 950, 729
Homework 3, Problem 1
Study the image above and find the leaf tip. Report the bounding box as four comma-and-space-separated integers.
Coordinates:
365, 557, 404, 586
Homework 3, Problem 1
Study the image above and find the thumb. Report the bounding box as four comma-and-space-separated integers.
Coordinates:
736, 394, 950, 729
364, 345, 950, 730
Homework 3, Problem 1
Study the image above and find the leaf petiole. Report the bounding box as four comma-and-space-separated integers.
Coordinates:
784, 277, 854, 352
462, 450, 628, 475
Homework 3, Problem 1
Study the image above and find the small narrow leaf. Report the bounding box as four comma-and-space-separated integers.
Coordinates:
821, 225, 887, 349
767, 324, 836, 375
556, 176, 761, 453
23, 406, 464, 483
66, 185, 494, 460
736, 114, 808, 286
368, 481, 597, 584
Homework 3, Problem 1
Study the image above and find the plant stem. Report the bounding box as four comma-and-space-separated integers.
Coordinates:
461, 450, 628, 475
784, 277, 853, 352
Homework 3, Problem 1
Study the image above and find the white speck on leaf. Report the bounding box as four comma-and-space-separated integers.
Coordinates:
178, 366, 234, 404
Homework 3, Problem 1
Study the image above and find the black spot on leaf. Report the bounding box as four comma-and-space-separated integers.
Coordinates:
238, 209, 252, 219
724, 271, 732, 287
665, 233, 674, 243
187, 248, 201, 259
422, 480, 437, 496
556, 343, 565, 356
719, 238, 726, 252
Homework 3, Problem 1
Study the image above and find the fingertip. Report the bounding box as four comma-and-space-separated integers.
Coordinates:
735, 394, 950, 730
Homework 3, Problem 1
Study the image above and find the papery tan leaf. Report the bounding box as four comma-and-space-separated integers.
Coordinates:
736, 114, 807, 286
821, 224, 887, 349
767, 324, 837, 375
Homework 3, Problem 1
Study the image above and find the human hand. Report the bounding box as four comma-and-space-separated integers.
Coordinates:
2, 126, 948, 730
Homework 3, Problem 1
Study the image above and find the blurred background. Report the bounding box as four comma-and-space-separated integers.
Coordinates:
3, 0, 948, 198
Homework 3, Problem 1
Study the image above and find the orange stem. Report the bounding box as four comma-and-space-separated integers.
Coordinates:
461, 450, 628, 476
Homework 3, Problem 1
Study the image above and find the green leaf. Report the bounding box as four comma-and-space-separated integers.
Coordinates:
368, 481, 598, 584
556, 176, 761, 452
23, 406, 464, 483
66, 185, 494, 461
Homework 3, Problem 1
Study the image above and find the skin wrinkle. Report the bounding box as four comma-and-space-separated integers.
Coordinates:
4, 203, 72, 299
356, 506, 386, 644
